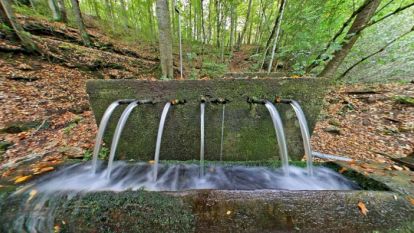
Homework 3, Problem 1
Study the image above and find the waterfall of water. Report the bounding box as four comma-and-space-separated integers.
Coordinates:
289, 100, 314, 175
200, 103, 205, 177
220, 104, 226, 162
106, 101, 139, 178
91, 99, 134, 174
153, 102, 172, 182
264, 101, 290, 175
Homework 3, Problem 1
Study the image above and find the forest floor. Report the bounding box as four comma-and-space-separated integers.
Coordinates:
0, 16, 413, 180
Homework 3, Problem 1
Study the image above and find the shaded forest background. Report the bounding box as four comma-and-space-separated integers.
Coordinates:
1, 0, 413, 81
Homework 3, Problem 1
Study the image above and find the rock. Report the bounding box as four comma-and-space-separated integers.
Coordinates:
328, 118, 341, 127
323, 126, 341, 135
58, 146, 84, 159
0, 140, 13, 151
7, 73, 39, 82
0, 121, 42, 134
17, 64, 33, 71
362, 118, 370, 126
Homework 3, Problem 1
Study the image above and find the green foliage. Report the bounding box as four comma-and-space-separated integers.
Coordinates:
200, 61, 227, 78
394, 95, 414, 106
13, 2, 51, 20
82, 146, 109, 161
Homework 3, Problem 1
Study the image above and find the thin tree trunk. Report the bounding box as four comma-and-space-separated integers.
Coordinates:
319, 0, 381, 77
264, 0, 282, 56
0, 0, 38, 52
119, 0, 128, 28
92, 0, 100, 19
215, 0, 220, 47
48, 0, 62, 21
229, 4, 235, 50
236, 0, 252, 49
57, 0, 67, 23
147, 0, 154, 38
156, 0, 174, 79
70, 0, 91, 46
267, 0, 287, 73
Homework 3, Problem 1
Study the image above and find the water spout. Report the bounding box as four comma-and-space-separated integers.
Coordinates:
106, 100, 139, 178
200, 102, 205, 177
264, 100, 290, 175
91, 99, 135, 174
220, 104, 226, 162
153, 102, 172, 182
288, 100, 314, 175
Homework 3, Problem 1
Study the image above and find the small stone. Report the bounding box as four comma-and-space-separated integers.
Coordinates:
392, 165, 403, 171
328, 119, 341, 127
323, 126, 341, 135
17, 63, 33, 71
59, 146, 84, 159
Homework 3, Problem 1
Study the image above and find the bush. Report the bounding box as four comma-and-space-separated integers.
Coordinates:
200, 62, 227, 78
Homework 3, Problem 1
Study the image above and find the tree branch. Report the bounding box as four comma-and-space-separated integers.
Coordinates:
339, 26, 413, 79
305, 0, 374, 73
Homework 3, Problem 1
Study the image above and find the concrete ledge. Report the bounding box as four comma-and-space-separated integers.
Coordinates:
1, 189, 413, 232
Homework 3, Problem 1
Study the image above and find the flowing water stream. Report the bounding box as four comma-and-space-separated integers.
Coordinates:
200, 103, 205, 177
264, 101, 290, 175
153, 102, 172, 181
219, 104, 226, 162
289, 100, 314, 175
106, 101, 139, 178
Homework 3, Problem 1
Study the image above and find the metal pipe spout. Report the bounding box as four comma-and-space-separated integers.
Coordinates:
170, 99, 187, 105
247, 97, 266, 105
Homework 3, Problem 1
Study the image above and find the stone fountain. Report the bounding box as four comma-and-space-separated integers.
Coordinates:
1, 77, 413, 233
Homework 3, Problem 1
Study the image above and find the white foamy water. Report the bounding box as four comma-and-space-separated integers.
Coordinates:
4, 161, 358, 233
17, 161, 358, 193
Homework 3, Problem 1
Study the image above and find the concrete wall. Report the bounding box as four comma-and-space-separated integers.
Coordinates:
86, 78, 330, 162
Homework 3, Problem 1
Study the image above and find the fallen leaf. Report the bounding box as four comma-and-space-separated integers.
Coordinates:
14, 175, 32, 184
392, 165, 403, 171
408, 197, 414, 205
27, 189, 37, 202
357, 201, 368, 216
339, 167, 347, 174
33, 166, 54, 175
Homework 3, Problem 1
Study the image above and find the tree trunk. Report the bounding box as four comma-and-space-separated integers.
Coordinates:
70, 0, 91, 46
119, 0, 128, 28
319, 0, 381, 77
236, 0, 252, 49
264, 0, 282, 55
0, 0, 38, 52
48, 0, 62, 21
267, 0, 286, 73
56, 0, 67, 23
156, 0, 174, 79
215, 0, 220, 47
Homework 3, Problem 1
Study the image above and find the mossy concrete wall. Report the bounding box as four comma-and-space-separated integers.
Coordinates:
86, 78, 330, 161
1, 189, 413, 232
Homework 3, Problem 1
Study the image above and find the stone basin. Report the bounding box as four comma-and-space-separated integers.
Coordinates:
1, 161, 413, 232
86, 78, 330, 162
